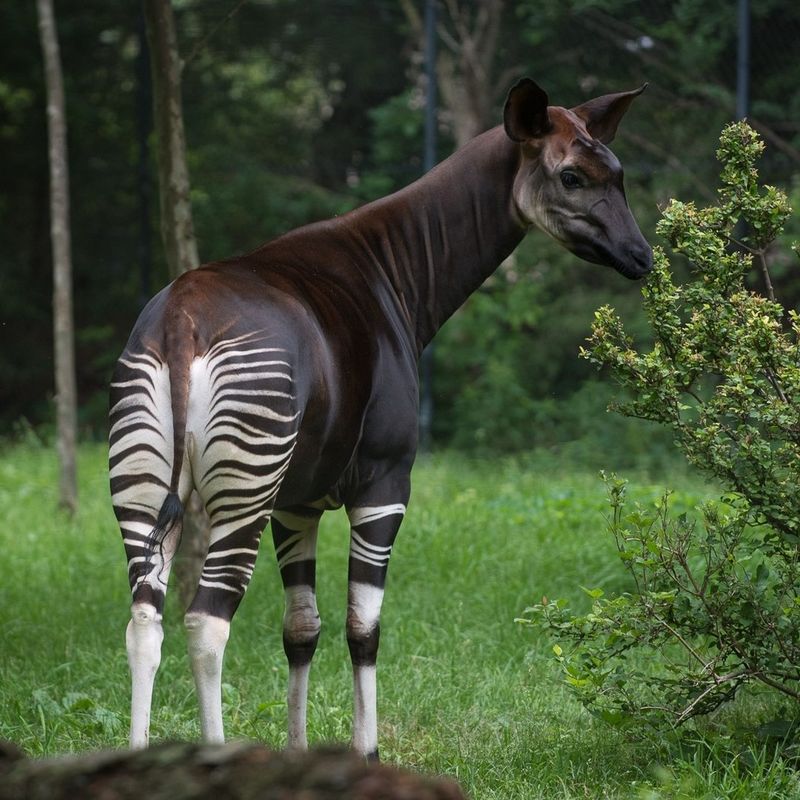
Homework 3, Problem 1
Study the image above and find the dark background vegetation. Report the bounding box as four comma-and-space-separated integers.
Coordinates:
2, 0, 799, 460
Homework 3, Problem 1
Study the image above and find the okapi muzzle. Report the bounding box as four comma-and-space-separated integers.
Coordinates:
111, 76, 652, 758
505, 78, 653, 279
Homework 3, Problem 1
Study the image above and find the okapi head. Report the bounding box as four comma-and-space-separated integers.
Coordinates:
504, 78, 652, 279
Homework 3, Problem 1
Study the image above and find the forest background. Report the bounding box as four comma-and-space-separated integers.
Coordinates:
3, 0, 800, 462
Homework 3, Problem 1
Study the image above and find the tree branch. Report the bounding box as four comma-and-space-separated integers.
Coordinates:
758, 250, 776, 302
183, 0, 250, 70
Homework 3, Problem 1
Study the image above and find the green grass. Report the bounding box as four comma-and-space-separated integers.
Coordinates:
1, 443, 798, 798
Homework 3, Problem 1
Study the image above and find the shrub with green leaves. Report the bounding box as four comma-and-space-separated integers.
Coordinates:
522, 122, 800, 727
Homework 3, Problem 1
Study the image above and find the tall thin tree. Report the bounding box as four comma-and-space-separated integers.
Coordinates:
37, 0, 78, 514
143, 0, 208, 608
144, 0, 199, 275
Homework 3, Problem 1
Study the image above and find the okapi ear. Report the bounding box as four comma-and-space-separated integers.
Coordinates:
571, 83, 648, 144
503, 78, 551, 142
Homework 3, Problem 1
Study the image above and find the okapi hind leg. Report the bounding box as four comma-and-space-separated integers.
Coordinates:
182, 511, 269, 745
345, 498, 408, 760
110, 348, 190, 749
182, 331, 301, 743
271, 505, 325, 749
184, 609, 231, 744
184, 470, 295, 743
119, 500, 185, 749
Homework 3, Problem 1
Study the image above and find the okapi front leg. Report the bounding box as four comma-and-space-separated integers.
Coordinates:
271, 505, 324, 749
345, 502, 407, 759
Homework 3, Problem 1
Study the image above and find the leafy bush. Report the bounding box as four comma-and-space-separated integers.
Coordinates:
522, 122, 800, 727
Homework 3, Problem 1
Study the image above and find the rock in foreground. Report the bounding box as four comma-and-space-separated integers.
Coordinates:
0, 740, 467, 800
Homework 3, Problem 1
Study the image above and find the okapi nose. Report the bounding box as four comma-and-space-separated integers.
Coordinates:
631, 241, 653, 276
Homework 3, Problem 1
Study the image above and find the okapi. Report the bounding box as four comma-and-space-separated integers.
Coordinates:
109, 78, 652, 757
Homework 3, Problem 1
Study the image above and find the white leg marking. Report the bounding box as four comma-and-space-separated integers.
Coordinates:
347, 504, 406, 527
284, 585, 321, 642
348, 583, 384, 635
349, 531, 392, 567
184, 612, 231, 744
352, 665, 378, 756
276, 527, 319, 570
287, 662, 312, 750
283, 585, 320, 750
348, 582, 385, 756
127, 603, 164, 749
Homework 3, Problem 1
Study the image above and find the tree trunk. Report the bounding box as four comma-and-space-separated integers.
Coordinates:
0, 741, 466, 800
37, 0, 78, 514
144, 0, 199, 276
143, 0, 209, 611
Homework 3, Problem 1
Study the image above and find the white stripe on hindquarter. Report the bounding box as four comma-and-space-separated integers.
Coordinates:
109, 359, 173, 500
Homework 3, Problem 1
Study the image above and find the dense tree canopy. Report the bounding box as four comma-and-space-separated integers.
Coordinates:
1, 0, 798, 453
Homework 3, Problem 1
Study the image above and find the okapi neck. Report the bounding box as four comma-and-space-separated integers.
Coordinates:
347, 127, 526, 354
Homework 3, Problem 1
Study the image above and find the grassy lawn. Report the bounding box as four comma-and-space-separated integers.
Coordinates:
0, 442, 798, 798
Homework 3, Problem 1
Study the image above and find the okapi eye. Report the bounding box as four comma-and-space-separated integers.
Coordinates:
560, 170, 582, 189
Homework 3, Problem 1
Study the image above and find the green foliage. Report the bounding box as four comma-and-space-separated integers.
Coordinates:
585, 123, 797, 538
524, 123, 800, 730
4, 2, 800, 443
355, 89, 426, 201
528, 476, 800, 725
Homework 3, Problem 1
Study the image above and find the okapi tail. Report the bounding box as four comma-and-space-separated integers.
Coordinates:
145, 305, 195, 561
147, 492, 184, 553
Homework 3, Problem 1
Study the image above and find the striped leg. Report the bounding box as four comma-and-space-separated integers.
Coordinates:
271, 505, 324, 749
184, 512, 270, 743
110, 349, 191, 748
185, 332, 300, 743
346, 501, 407, 759
124, 514, 183, 749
